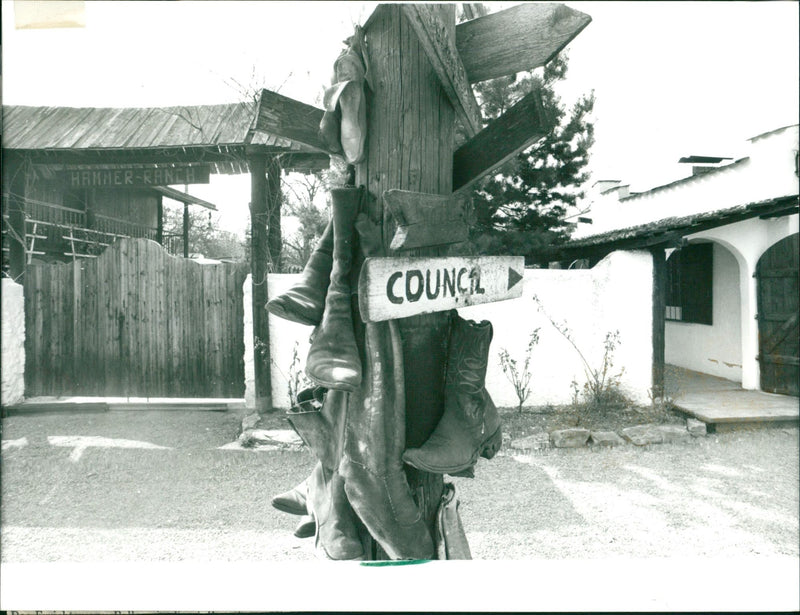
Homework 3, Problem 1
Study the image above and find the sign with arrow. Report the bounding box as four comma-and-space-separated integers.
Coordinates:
358, 255, 524, 322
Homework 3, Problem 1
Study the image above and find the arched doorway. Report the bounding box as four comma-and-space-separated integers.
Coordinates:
756, 233, 799, 396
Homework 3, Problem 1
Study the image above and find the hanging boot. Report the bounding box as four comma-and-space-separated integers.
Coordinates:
305, 187, 362, 392
266, 222, 333, 326
271, 479, 308, 516
293, 514, 316, 539
402, 312, 502, 475
286, 386, 337, 469
339, 320, 434, 560
307, 461, 364, 560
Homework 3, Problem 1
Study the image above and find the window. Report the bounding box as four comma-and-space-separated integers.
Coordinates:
665, 243, 713, 325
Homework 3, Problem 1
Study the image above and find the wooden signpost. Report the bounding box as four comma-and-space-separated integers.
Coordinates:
248, 2, 591, 560
359, 255, 524, 322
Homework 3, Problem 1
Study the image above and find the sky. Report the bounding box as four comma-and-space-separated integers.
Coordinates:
2, 1, 799, 235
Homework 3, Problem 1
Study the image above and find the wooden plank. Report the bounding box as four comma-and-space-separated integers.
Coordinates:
456, 3, 592, 83
253, 89, 329, 154
383, 189, 469, 250
358, 255, 524, 322
453, 84, 553, 191
401, 4, 482, 137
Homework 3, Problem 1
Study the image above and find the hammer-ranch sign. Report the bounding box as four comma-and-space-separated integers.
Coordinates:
358, 255, 524, 322
62, 165, 210, 188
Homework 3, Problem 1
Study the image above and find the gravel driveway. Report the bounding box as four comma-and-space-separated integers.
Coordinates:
1, 410, 798, 610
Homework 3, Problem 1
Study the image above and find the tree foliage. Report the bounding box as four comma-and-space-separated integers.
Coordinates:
469, 54, 595, 261
162, 205, 247, 261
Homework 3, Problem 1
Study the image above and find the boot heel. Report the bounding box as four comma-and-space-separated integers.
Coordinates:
480, 427, 503, 460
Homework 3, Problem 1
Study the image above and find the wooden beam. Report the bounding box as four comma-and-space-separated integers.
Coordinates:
253, 89, 330, 154
456, 3, 592, 83
401, 4, 482, 137
452, 85, 553, 191
651, 248, 666, 398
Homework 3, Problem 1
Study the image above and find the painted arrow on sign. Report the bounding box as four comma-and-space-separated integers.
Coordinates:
358, 255, 524, 323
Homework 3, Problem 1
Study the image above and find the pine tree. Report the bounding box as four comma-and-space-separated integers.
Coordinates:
468, 54, 595, 262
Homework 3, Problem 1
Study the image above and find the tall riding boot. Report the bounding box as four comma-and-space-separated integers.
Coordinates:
307, 461, 364, 560
266, 221, 333, 326
402, 312, 502, 475
305, 187, 362, 392
286, 386, 337, 470
339, 320, 434, 560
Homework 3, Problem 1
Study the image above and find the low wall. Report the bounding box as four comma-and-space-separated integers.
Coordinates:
1, 278, 25, 406
248, 250, 654, 410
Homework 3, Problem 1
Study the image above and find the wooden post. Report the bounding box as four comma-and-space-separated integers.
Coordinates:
182, 203, 189, 258
156, 194, 163, 245
4, 153, 27, 282
357, 3, 457, 557
249, 153, 273, 412
651, 248, 666, 397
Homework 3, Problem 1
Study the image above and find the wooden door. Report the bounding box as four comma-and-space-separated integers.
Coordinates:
756, 233, 799, 396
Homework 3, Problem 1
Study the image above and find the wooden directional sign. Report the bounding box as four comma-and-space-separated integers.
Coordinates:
456, 3, 592, 84
453, 84, 554, 191
253, 88, 330, 154
383, 189, 469, 250
358, 255, 524, 322
401, 4, 482, 137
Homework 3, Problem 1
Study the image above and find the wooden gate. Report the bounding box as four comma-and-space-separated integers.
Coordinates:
24, 238, 248, 398
756, 232, 799, 396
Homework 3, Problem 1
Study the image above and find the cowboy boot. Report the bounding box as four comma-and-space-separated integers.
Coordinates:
307, 461, 364, 560
266, 222, 333, 326
402, 312, 502, 475
339, 321, 434, 561
305, 187, 362, 392
286, 386, 337, 470
293, 514, 316, 539
271, 479, 308, 516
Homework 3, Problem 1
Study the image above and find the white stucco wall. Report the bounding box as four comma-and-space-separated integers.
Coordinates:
247, 250, 654, 410
665, 243, 742, 382
1, 278, 25, 406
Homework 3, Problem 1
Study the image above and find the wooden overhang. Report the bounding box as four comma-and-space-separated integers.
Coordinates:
153, 186, 218, 211
538, 194, 800, 264
1, 100, 330, 172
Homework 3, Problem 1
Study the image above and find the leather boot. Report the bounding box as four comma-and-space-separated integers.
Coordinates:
339, 321, 434, 560
305, 187, 362, 392
266, 222, 333, 326
307, 461, 364, 560
271, 479, 308, 516
402, 312, 502, 475
293, 515, 316, 539
286, 386, 337, 470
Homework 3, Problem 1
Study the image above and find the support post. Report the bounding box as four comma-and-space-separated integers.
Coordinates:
358, 3, 457, 558
266, 156, 283, 274
182, 203, 189, 258
156, 194, 163, 245
249, 153, 273, 412
651, 247, 666, 397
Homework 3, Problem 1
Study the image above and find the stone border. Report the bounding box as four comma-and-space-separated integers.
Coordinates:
508, 418, 707, 453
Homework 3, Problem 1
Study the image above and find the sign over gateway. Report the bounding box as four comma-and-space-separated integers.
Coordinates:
358, 255, 524, 322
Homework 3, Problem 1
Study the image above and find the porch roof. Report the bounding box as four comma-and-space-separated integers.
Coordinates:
544, 194, 799, 261
1, 99, 329, 173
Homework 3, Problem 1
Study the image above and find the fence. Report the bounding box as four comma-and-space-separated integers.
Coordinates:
24, 237, 248, 398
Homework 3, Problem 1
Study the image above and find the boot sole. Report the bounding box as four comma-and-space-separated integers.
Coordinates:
271, 500, 307, 516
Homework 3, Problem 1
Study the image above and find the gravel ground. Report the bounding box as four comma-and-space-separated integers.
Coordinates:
2, 411, 798, 611
2, 411, 797, 563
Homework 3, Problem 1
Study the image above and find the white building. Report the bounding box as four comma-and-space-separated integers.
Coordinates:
555, 124, 799, 397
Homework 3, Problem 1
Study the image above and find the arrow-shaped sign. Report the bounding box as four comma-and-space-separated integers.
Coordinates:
358, 255, 524, 323
383, 189, 469, 251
